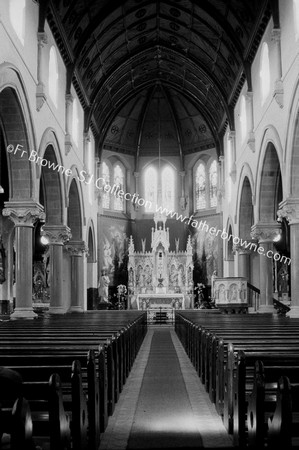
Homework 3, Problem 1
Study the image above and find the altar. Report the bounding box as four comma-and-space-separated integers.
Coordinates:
137, 293, 185, 310
128, 212, 194, 309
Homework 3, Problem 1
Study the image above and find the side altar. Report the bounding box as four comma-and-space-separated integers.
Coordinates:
127, 213, 194, 309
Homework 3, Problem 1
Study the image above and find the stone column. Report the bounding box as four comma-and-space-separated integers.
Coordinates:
65, 93, 73, 155
277, 199, 299, 317
271, 28, 284, 108
179, 171, 187, 210
3, 202, 45, 319
246, 91, 255, 151
41, 225, 72, 314
251, 223, 281, 313
228, 130, 236, 182
36, 32, 47, 111
65, 241, 88, 312
233, 244, 252, 280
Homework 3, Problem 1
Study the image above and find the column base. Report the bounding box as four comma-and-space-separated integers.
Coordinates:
49, 306, 67, 314
10, 307, 38, 320
257, 304, 275, 314
69, 306, 84, 313
286, 306, 299, 318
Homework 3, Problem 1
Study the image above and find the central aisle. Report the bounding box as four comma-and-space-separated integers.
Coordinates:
127, 328, 203, 449
100, 327, 233, 450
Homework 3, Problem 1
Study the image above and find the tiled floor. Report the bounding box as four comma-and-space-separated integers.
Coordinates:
99, 326, 233, 449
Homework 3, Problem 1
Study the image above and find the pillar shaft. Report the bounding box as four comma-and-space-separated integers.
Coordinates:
41, 225, 72, 314
259, 241, 274, 308
238, 252, 250, 280
3, 201, 45, 319
290, 224, 299, 304
66, 241, 88, 312
251, 223, 281, 314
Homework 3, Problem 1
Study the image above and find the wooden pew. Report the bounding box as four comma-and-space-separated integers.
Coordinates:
174, 311, 299, 448
0, 311, 147, 448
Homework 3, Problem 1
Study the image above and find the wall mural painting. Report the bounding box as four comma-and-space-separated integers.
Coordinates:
102, 223, 128, 286
191, 218, 219, 286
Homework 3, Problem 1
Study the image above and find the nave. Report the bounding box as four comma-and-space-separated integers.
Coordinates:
100, 326, 232, 450
1, 310, 299, 449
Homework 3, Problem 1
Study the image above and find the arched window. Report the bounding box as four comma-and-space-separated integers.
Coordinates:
72, 99, 79, 146
195, 163, 206, 210
9, 0, 26, 44
294, 0, 299, 40
260, 43, 270, 104
162, 166, 175, 210
209, 160, 218, 207
114, 164, 125, 211
240, 95, 247, 142
102, 161, 110, 209
49, 46, 59, 107
144, 166, 158, 211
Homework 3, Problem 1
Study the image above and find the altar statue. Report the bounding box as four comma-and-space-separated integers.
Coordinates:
98, 269, 110, 302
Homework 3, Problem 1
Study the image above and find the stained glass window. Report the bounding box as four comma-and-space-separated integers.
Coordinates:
162, 166, 175, 210
144, 166, 157, 211
102, 161, 110, 209
209, 160, 218, 207
114, 164, 125, 211
195, 163, 206, 210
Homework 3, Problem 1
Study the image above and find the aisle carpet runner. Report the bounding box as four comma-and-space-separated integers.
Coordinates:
127, 329, 203, 449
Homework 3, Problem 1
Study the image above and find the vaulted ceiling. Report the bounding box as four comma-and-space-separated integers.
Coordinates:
41, 0, 274, 159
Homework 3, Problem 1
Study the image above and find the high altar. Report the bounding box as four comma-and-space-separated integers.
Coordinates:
127, 213, 194, 310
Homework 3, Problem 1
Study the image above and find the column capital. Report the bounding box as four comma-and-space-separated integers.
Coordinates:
228, 130, 236, 140
271, 27, 281, 42
277, 198, 299, 224
233, 241, 256, 255
83, 130, 91, 142
41, 225, 72, 245
251, 223, 281, 243
134, 172, 139, 178
3, 201, 45, 227
65, 93, 74, 105
37, 31, 48, 46
179, 171, 186, 177
65, 240, 88, 256
245, 90, 254, 102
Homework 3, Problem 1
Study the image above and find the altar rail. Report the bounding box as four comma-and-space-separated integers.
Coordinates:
147, 308, 175, 325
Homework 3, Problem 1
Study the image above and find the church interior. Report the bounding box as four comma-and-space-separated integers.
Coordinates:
1, 0, 299, 448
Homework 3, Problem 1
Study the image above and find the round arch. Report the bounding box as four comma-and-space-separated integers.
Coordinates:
236, 163, 255, 237
0, 64, 37, 201
67, 177, 83, 241
254, 126, 284, 223
284, 75, 299, 197
38, 129, 65, 225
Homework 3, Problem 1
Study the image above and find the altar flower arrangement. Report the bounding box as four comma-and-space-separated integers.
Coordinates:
117, 284, 127, 295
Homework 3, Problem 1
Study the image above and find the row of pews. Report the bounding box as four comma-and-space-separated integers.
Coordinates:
175, 310, 299, 449
0, 310, 147, 450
